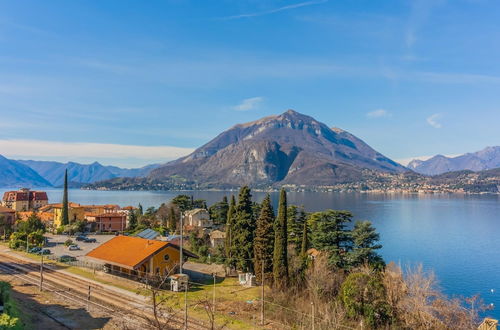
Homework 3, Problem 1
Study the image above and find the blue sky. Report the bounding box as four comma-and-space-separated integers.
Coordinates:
0, 0, 499, 167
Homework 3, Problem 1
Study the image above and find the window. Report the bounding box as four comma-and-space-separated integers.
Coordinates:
164, 254, 170, 261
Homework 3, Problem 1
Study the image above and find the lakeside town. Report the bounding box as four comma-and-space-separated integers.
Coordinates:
0, 174, 497, 329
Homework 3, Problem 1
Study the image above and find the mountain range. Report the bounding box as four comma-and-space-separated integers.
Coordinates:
89, 110, 408, 190
0, 158, 160, 187
408, 146, 500, 175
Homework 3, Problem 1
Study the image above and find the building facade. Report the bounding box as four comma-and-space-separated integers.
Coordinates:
1, 189, 48, 211
94, 213, 127, 232
184, 208, 212, 228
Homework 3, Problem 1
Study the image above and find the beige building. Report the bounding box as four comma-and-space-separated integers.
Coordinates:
2, 188, 48, 211
184, 208, 212, 228
209, 230, 226, 248
0, 206, 16, 226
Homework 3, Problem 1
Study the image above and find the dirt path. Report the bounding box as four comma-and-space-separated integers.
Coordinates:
0, 273, 122, 329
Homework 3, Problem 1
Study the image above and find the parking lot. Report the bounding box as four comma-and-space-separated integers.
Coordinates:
43, 234, 115, 261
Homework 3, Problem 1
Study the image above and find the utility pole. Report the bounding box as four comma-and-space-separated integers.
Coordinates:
311, 301, 315, 330
212, 272, 216, 316
39, 254, 43, 292
261, 259, 265, 326
179, 212, 184, 275
26, 235, 29, 253
184, 282, 188, 330
87, 285, 91, 311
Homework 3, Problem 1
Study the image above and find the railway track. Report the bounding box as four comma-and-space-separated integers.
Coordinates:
0, 253, 207, 330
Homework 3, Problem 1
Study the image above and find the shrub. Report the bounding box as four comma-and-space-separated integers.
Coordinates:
340, 271, 391, 327
64, 239, 73, 247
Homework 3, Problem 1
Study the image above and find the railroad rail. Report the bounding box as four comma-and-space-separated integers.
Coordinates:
0, 253, 207, 330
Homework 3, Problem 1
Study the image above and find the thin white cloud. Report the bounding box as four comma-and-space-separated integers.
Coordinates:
367, 109, 391, 118
220, 0, 328, 20
0, 139, 194, 168
233, 97, 264, 111
426, 113, 443, 128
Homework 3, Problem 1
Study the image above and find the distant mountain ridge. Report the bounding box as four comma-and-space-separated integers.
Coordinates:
408, 146, 500, 175
0, 155, 51, 187
146, 110, 407, 188
0, 157, 161, 187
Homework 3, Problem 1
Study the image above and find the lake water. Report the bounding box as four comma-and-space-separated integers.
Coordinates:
4, 188, 500, 317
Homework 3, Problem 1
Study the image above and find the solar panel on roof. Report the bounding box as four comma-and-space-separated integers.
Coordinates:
136, 228, 160, 240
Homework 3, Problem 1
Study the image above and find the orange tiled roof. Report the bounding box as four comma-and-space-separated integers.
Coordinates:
17, 211, 53, 222
49, 202, 82, 208
86, 236, 170, 269
0, 206, 15, 213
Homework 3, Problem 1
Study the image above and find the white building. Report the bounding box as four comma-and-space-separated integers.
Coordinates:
184, 208, 212, 228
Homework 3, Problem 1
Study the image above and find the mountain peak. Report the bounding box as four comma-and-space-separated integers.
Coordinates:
150, 110, 406, 187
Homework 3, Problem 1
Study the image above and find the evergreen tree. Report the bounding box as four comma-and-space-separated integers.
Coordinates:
61, 169, 69, 226
168, 207, 177, 232
273, 188, 289, 287
225, 196, 236, 264
208, 196, 229, 225
128, 210, 138, 230
310, 210, 353, 268
300, 220, 309, 256
232, 187, 255, 272
253, 194, 275, 284
349, 221, 384, 268
287, 205, 307, 252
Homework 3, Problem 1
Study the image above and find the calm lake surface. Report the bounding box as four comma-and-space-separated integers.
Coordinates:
4, 188, 500, 317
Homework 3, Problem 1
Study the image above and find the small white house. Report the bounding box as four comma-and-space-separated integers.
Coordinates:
238, 272, 256, 287
184, 208, 212, 228
209, 230, 226, 248
169, 274, 189, 292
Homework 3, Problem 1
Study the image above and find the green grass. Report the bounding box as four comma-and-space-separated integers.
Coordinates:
0, 282, 27, 330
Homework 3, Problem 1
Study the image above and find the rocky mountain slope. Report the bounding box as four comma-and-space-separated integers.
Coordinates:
408, 146, 500, 175
147, 110, 407, 188
0, 155, 52, 187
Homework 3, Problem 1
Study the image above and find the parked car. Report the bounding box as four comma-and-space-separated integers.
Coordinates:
29, 247, 42, 254
75, 235, 87, 241
37, 249, 51, 255
68, 245, 80, 251
58, 255, 77, 262
83, 237, 96, 243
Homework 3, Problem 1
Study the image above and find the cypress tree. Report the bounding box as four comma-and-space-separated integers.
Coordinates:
168, 207, 177, 232
128, 209, 138, 230
232, 186, 255, 272
253, 194, 275, 284
300, 220, 309, 256
225, 196, 236, 264
61, 169, 69, 226
273, 188, 289, 288
288, 205, 307, 252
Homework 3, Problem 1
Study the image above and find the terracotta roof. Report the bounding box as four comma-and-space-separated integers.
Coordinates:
0, 206, 15, 213
86, 235, 198, 270
122, 206, 135, 210
95, 213, 126, 218
210, 230, 226, 239
50, 202, 82, 208
184, 208, 208, 216
2, 190, 48, 202
306, 248, 320, 257
17, 211, 53, 222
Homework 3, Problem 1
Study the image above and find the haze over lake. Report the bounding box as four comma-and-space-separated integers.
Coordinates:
4, 188, 499, 318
